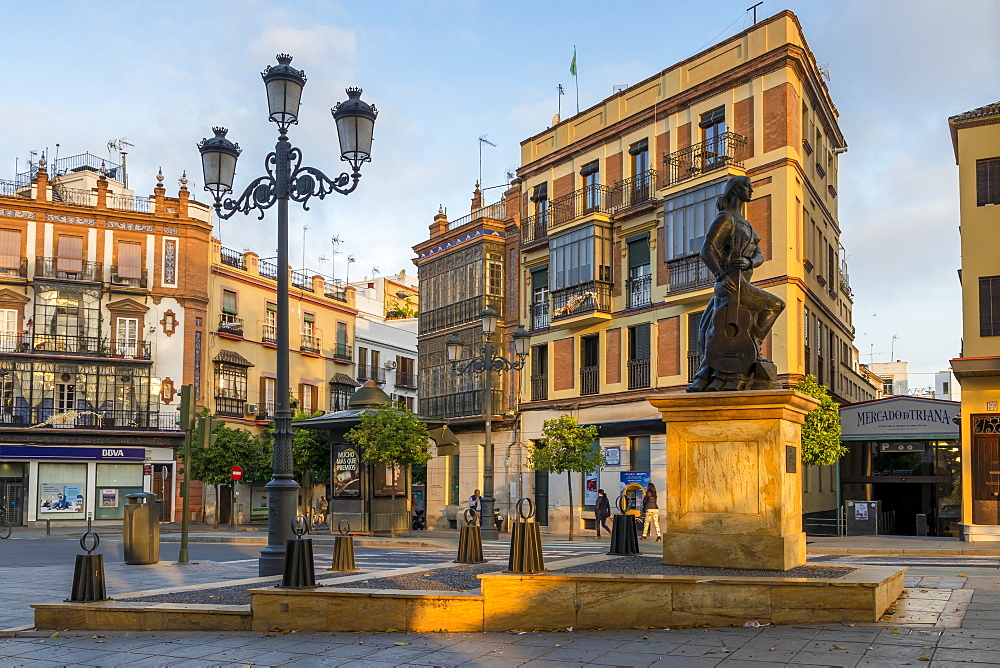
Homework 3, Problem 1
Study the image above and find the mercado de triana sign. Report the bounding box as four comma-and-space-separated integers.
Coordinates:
839, 395, 959, 441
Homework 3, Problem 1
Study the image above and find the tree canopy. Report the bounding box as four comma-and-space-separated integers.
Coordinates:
793, 374, 846, 466
189, 419, 272, 486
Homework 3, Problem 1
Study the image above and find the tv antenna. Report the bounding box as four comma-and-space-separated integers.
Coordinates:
747, 2, 763, 24
478, 135, 497, 191
346, 255, 356, 285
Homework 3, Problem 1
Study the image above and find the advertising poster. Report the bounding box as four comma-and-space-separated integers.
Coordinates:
619, 471, 650, 516
333, 444, 361, 498
604, 447, 621, 467
39, 483, 85, 513
376, 463, 402, 496
100, 489, 118, 508
584, 471, 599, 505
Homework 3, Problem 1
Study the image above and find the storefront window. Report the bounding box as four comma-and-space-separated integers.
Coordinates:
38, 463, 87, 519
95, 463, 143, 520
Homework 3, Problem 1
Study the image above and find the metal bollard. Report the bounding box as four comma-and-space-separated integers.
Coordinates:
329, 519, 358, 572
505, 498, 545, 574
67, 530, 109, 602
454, 508, 485, 564
607, 495, 640, 556
281, 515, 317, 588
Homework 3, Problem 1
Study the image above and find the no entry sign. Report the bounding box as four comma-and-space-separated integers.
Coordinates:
231, 465, 244, 481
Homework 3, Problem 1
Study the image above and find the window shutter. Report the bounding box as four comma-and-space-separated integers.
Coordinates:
629, 324, 651, 360
688, 311, 703, 352
531, 265, 548, 290
304, 313, 315, 323
57, 236, 83, 273
297, 384, 304, 411
977, 158, 1000, 207
266, 302, 277, 312
117, 242, 142, 279
580, 160, 599, 177
530, 183, 548, 202
0, 230, 21, 269
628, 236, 650, 269
628, 139, 649, 155
311, 385, 319, 412
259, 376, 267, 412
980, 276, 1000, 336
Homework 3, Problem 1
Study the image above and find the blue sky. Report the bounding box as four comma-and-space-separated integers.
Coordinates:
2, 0, 998, 386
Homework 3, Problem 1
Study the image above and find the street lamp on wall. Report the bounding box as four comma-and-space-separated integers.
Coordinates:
197, 53, 377, 577
447, 308, 530, 540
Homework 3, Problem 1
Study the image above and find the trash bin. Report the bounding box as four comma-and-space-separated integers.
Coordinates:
123, 492, 160, 564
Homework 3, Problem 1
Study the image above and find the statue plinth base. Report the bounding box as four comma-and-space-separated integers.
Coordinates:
648, 390, 820, 571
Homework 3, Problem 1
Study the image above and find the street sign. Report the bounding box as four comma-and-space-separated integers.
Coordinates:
231, 466, 244, 481
143, 464, 152, 476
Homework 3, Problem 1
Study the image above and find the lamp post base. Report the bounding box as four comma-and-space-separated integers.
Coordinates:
259, 475, 301, 577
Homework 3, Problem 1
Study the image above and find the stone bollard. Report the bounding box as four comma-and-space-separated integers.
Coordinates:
454, 508, 485, 564
329, 519, 358, 572
506, 498, 544, 574
281, 515, 317, 588
608, 495, 640, 556
68, 528, 109, 602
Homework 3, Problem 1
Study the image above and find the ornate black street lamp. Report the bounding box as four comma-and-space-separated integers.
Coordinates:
446, 308, 530, 540
198, 54, 377, 576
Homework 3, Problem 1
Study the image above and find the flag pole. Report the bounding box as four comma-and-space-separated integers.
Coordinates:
571, 46, 579, 114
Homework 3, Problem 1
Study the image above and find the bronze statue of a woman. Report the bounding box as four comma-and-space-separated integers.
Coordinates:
687, 175, 784, 392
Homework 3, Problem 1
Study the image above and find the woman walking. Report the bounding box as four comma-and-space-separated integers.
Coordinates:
641, 483, 661, 541
595, 489, 611, 538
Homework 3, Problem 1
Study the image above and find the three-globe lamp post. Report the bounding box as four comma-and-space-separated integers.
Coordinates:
198, 53, 377, 576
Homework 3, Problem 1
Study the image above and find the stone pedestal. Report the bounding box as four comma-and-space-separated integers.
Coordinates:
648, 390, 820, 571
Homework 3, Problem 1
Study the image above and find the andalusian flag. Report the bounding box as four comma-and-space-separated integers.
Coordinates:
570, 47, 577, 76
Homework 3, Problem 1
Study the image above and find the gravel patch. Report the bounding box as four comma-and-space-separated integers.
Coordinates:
556, 555, 856, 579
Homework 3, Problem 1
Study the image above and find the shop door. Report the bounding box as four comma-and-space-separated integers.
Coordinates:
534, 469, 549, 526
972, 436, 1000, 525
218, 486, 233, 524
153, 469, 172, 522
1, 481, 23, 525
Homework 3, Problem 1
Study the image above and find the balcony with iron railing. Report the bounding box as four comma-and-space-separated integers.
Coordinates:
664, 132, 747, 188
419, 388, 504, 420
549, 184, 615, 227
530, 374, 548, 401
333, 342, 353, 361
395, 370, 417, 389
626, 274, 652, 308
0, 258, 28, 282
687, 350, 703, 382
109, 267, 148, 291
218, 313, 244, 337
258, 259, 279, 281
357, 365, 385, 384
300, 332, 321, 354
550, 281, 612, 327
256, 402, 276, 421
520, 211, 549, 244
580, 365, 599, 396
0, 332, 151, 360
35, 257, 103, 282
448, 199, 507, 231
108, 193, 151, 213
324, 279, 347, 302
666, 254, 714, 294
613, 170, 658, 211
530, 302, 550, 330
627, 357, 651, 390
260, 322, 277, 344
220, 246, 246, 270
215, 396, 246, 418
291, 269, 315, 292
0, 407, 180, 431
420, 295, 503, 335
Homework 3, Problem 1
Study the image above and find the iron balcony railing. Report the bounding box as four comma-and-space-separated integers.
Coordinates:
291, 269, 315, 292
31, 334, 102, 356
420, 296, 503, 335
0, 407, 179, 431
448, 199, 507, 230
258, 259, 279, 281
580, 365, 599, 395
687, 350, 703, 382
324, 279, 347, 302
627, 357, 651, 390
52, 187, 95, 207
520, 211, 549, 244
626, 274, 652, 308
551, 281, 612, 321
0, 180, 29, 198
109, 267, 148, 289
16, 152, 123, 187
35, 257, 103, 282
0, 258, 28, 280
220, 247, 245, 269
333, 342, 353, 360
666, 254, 714, 293
419, 388, 505, 420
530, 302, 550, 330
613, 169, 658, 210
300, 333, 321, 354
108, 193, 151, 213
260, 322, 277, 344
256, 402, 276, 420
1, 333, 150, 359
530, 374, 548, 401
358, 366, 385, 384
549, 184, 615, 226
664, 132, 747, 187
111, 340, 152, 359
395, 371, 417, 388
215, 397, 246, 418
219, 313, 244, 336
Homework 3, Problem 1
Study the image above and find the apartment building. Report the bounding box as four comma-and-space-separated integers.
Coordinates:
417, 10, 878, 533
0, 153, 211, 526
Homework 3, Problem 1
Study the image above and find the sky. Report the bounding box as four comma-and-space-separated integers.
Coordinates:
1, 0, 997, 388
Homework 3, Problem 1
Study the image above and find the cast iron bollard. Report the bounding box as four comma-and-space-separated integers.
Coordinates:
329, 519, 358, 572
454, 508, 485, 564
608, 494, 640, 555
68, 528, 109, 602
506, 498, 544, 574
281, 515, 317, 588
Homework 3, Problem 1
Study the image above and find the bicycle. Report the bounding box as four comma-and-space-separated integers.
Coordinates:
0, 510, 10, 540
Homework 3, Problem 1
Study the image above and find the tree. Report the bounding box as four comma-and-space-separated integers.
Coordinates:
793, 374, 846, 466
527, 414, 602, 541
345, 402, 432, 537
189, 417, 271, 528
261, 410, 329, 515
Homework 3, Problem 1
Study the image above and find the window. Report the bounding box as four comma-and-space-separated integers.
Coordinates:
581, 335, 599, 395
357, 347, 369, 380
55, 382, 76, 413
980, 276, 1000, 336
627, 323, 651, 389
531, 265, 549, 329
700, 107, 726, 167
261, 376, 276, 415
630, 435, 651, 472
581, 160, 600, 211
663, 180, 728, 259
263, 303, 277, 343
299, 383, 318, 414
34, 286, 101, 348
116, 241, 143, 280
336, 322, 348, 349
215, 364, 247, 400
531, 183, 548, 222
115, 317, 139, 356
630, 139, 649, 177
803, 307, 811, 375
330, 382, 353, 412
370, 349, 381, 377
816, 319, 824, 386
627, 234, 651, 307
56, 236, 83, 274
0, 229, 21, 273
882, 377, 894, 396
303, 312, 315, 336
978, 158, 1000, 206
550, 225, 612, 290
222, 289, 238, 315
486, 253, 503, 297
530, 343, 548, 401
0, 309, 17, 351
446, 454, 460, 506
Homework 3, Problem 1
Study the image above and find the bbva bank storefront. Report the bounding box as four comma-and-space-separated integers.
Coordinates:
839, 395, 961, 537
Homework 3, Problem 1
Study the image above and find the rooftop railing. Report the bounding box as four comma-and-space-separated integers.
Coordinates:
448, 199, 507, 230
220, 247, 246, 270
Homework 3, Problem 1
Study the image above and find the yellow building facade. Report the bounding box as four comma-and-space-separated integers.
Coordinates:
949, 102, 1000, 541
418, 11, 878, 534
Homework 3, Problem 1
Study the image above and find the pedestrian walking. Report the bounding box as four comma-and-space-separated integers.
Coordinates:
641, 482, 661, 541
468, 489, 482, 525
595, 489, 611, 538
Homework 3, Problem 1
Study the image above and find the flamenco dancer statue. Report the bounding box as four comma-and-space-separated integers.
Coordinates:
687, 175, 784, 392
